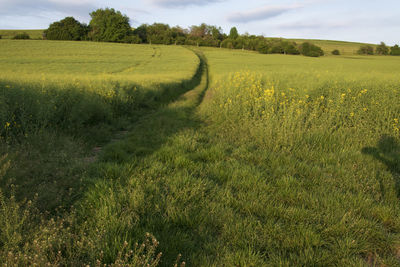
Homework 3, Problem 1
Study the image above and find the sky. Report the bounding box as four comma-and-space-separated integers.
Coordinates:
0, 0, 399, 45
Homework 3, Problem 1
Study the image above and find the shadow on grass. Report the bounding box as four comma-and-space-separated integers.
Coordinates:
362, 134, 400, 198
75, 49, 211, 264
0, 49, 207, 212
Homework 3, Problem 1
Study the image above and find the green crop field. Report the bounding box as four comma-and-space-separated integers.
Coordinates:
0, 39, 399, 266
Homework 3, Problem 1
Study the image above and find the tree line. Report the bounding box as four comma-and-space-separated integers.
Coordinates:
42, 8, 324, 57
43, 8, 399, 57
357, 42, 400, 55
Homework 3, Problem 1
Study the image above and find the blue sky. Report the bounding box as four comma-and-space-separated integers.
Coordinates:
0, 0, 399, 44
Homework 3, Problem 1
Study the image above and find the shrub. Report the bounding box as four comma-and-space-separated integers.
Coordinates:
331, 49, 340, 55
12, 33, 30, 39
257, 43, 270, 54
299, 42, 324, 57
284, 43, 300, 55
376, 42, 389, 55
44, 17, 88, 41
0, 35, 2, 39
357, 45, 374, 55
390, 44, 400, 56
122, 35, 141, 44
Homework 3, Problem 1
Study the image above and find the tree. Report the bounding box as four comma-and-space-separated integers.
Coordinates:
376, 41, 389, 55
133, 24, 148, 43
390, 44, 400, 56
229, 27, 239, 39
146, 23, 172, 45
299, 42, 324, 57
283, 42, 300, 55
331, 49, 340, 55
357, 45, 374, 55
44, 17, 88, 41
89, 8, 132, 42
257, 42, 270, 54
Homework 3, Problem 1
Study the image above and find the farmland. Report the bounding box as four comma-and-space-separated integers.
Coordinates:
0, 39, 399, 266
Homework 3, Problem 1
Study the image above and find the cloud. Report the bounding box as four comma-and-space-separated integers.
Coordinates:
277, 21, 348, 31
149, 0, 223, 8
227, 5, 303, 23
0, 0, 97, 18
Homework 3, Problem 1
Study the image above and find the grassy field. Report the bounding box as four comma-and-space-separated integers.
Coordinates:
0, 40, 399, 266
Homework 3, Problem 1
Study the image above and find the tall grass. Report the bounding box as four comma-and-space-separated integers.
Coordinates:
0, 40, 199, 143
0, 42, 399, 265
197, 52, 400, 265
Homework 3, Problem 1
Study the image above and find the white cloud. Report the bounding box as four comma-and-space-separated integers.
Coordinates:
149, 0, 223, 8
227, 4, 303, 23
0, 0, 97, 17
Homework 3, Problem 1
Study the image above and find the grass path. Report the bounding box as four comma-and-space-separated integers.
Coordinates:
75, 49, 211, 265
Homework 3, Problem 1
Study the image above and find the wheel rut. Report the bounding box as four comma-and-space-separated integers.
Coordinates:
84, 48, 209, 163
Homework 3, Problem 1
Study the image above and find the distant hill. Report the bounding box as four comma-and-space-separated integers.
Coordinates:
0, 29, 378, 55
285, 38, 377, 55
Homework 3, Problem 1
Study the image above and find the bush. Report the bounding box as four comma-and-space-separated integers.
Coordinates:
12, 33, 30, 39
390, 44, 400, 56
0, 35, 2, 39
256, 42, 269, 54
299, 42, 324, 57
122, 35, 141, 44
376, 42, 389, 55
44, 17, 88, 41
284, 43, 300, 55
331, 49, 340, 55
357, 45, 374, 55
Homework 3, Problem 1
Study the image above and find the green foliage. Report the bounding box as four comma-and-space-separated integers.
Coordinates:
257, 42, 270, 54
89, 8, 132, 42
122, 34, 141, 44
358, 45, 374, 55
283, 41, 300, 55
44, 17, 88, 41
390, 44, 400, 56
299, 42, 324, 57
12, 32, 30, 39
376, 41, 389, 55
229, 27, 239, 39
331, 49, 340, 55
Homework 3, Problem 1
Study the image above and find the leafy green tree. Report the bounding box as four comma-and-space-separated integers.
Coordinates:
299, 42, 324, 57
331, 49, 340, 55
133, 24, 148, 43
146, 23, 172, 45
283, 42, 300, 55
390, 44, 400, 55
376, 42, 389, 55
229, 27, 239, 39
44, 17, 88, 41
257, 42, 270, 54
357, 45, 374, 55
211, 26, 224, 42
89, 8, 132, 42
